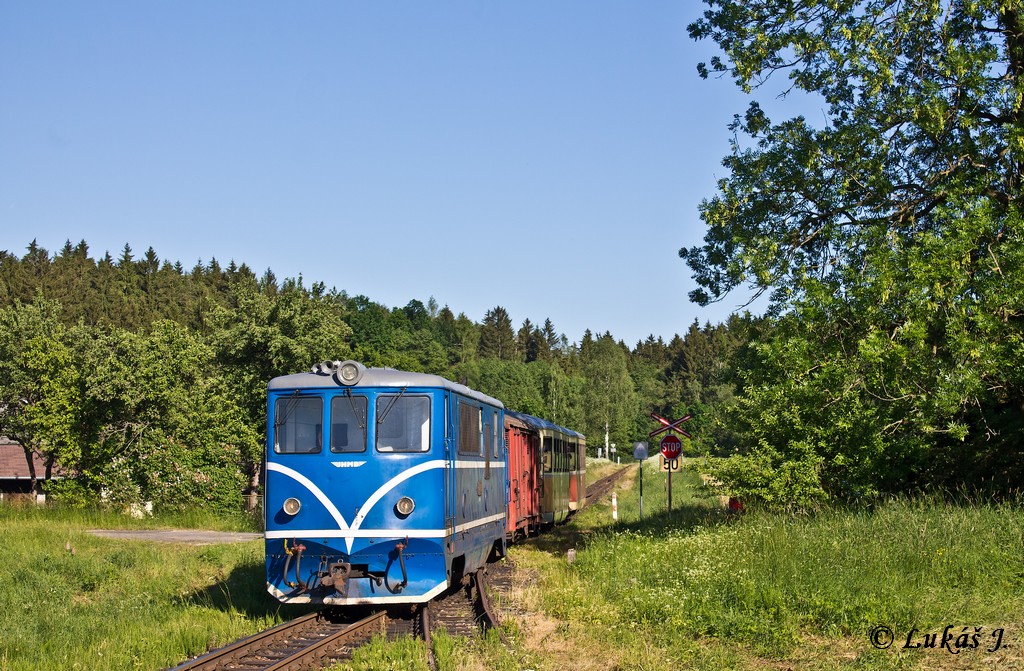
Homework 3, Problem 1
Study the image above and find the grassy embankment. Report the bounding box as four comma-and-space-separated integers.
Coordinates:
507, 457, 1024, 670
0, 506, 310, 671
2, 462, 1022, 670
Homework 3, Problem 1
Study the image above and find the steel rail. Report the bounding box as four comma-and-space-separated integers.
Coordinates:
474, 570, 500, 630
582, 466, 630, 510
168, 609, 387, 671
168, 611, 322, 671
419, 604, 437, 671
263, 610, 387, 671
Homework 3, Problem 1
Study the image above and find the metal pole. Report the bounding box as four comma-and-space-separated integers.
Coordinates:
668, 467, 672, 513
638, 461, 643, 522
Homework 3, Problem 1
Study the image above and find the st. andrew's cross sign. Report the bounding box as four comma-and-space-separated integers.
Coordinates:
648, 412, 693, 512
648, 412, 692, 439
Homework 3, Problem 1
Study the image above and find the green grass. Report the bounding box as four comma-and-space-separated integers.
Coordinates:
0, 502, 306, 671
4, 463, 1023, 670
516, 458, 1024, 669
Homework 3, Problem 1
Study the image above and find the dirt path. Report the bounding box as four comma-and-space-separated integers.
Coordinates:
87, 529, 261, 544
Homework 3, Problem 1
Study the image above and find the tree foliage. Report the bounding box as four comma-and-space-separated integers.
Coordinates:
685, 0, 1024, 503
78, 321, 254, 512
0, 239, 755, 509
0, 298, 83, 492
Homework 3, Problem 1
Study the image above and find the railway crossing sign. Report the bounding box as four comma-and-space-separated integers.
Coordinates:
649, 412, 694, 513
659, 434, 682, 460
648, 412, 692, 439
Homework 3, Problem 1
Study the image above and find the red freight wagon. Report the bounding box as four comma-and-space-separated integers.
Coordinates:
504, 412, 542, 540
505, 410, 586, 532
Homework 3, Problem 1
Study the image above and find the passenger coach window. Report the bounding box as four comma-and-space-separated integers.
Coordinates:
274, 396, 323, 454
458, 402, 481, 455
542, 436, 553, 472
330, 394, 367, 453
376, 395, 430, 452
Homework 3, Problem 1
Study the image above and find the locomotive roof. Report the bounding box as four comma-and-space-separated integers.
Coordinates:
505, 409, 585, 439
269, 366, 503, 408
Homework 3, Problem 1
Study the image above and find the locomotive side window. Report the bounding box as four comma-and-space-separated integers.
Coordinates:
458, 401, 481, 456
330, 394, 367, 453
274, 396, 323, 454
484, 412, 492, 478
376, 394, 430, 452
492, 415, 500, 459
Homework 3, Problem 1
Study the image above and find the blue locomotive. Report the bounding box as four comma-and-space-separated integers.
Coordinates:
265, 360, 508, 605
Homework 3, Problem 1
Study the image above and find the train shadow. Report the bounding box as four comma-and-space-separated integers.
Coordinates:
518, 502, 730, 558
178, 555, 319, 620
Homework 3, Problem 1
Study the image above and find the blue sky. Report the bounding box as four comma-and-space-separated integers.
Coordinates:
0, 2, 794, 347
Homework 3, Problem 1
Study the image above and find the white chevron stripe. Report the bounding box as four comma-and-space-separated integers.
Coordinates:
264, 512, 506, 541
268, 459, 507, 553
266, 462, 349, 530
351, 460, 446, 530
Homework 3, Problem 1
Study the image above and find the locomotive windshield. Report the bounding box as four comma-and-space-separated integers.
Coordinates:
376, 394, 430, 452
274, 396, 322, 454
330, 393, 367, 453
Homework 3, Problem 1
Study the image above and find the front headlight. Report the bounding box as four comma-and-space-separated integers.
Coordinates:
282, 497, 302, 516
395, 496, 415, 516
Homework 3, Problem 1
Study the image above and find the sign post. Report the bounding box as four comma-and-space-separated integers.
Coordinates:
649, 413, 693, 515
659, 434, 682, 512
632, 442, 648, 522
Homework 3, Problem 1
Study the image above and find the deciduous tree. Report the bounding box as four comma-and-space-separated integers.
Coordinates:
685, 0, 1024, 501
0, 298, 83, 493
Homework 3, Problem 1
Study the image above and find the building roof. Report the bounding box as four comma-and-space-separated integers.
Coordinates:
0, 440, 63, 480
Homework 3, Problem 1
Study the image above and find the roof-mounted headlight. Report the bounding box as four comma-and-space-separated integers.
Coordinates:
334, 360, 365, 386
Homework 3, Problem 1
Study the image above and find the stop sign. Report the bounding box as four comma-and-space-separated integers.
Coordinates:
660, 434, 682, 460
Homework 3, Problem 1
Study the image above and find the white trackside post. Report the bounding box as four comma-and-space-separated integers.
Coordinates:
612, 492, 618, 521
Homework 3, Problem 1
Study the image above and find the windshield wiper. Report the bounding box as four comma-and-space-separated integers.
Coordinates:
377, 387, 408, 425
344, 388, 367, 441
274, 390, 302, 428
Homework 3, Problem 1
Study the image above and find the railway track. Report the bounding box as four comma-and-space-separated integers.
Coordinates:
168, 568, 502, 671
582, 465, 630, 510
169, 465, 626, 671
167, 609, 389, 671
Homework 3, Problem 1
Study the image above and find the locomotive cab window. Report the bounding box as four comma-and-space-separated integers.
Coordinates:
376, 394, 430, 452
274, 396, 323, 454
330, 394, 367, 453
